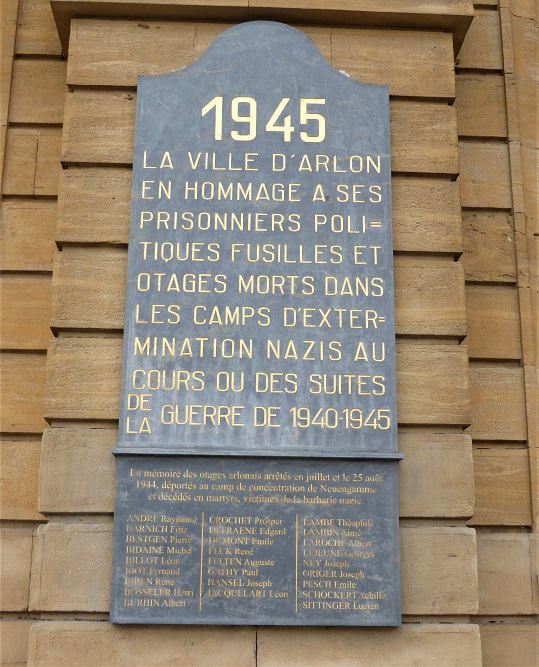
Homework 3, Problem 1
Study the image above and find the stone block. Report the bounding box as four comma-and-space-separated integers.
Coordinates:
0, 620, 33, 666
0, 200, 56, 272
401, 527, 478, 615
477, 533, 534, 615
0, 353, 47, 433
0, 529, 33, 611
456, 9, 503, 70
39, 428, 115, 514
0, 440, 44, 520
480, 624, 538, 667
2, 128, 61, 197
469, 363, 527, 441
465, 284, 521, 360
459, 141, 512, 209
29, 523, 112, 612
461, 211, 516, 283
398, 433, 474, 519
8, 59, 66, 124
27, 621, 255, 666
0, 275, 52, 350
15, 0, 62, 55
257, 624, 482, 666
471, 447, 532, 526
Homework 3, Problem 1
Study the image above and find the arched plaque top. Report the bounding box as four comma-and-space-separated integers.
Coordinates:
138, 21, 387, 94
135, 20, 390, 159
124, 16, 394, 456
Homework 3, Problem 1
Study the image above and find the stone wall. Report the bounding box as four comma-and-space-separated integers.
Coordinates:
1, 1, 536, 665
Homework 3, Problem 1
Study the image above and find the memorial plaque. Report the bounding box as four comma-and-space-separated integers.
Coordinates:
111, 456, 399, 625
111, 21, 402, 626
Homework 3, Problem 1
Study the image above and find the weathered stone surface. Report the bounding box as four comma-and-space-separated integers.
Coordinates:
25, 621, 483, 666
398, 433, 474, 519
257, 624, 482, 666
461, 211, 516, 283
15, 0, 62, 55
2, 127, 62, 196
0, 529, 33, 611
0, 440, 44, 520
8, 59, 66, 124
29, 524, 112, 612
0, 352, 47, 433
469, 363, 527, 441
480, 624, 538, 667
477, 533, 534, 615
465, 284, 521, 360
39, 428, 116, 514
400, 526, 478, 615
0, 275, 52, 350
456, 9, 503, 70
0, 200, 56, 271
459, 141, 512, 209
67, 19, 455, 98
455, 74, 507, 138
27, 621, 256, 666
470, 446, 532, 526
0, 620, 33, 666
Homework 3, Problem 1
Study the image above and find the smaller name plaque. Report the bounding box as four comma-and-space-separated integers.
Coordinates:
111, 456, 400, 626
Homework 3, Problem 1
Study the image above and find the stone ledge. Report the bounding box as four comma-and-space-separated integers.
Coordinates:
27, 621, 481, 667
257, 623, 482, 666
50, 0, 474, 55
28, 621, 256, 667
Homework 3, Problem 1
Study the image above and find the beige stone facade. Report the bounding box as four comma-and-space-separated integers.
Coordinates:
1, 1, 537, 665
